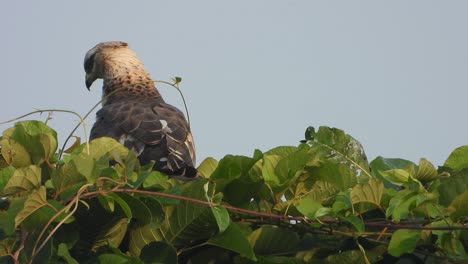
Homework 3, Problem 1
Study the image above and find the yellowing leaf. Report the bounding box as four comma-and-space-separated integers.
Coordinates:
15, 186, 49, 227
197, 157, 218, 178
351, 178, 384, 206
3, 165, 41, 195
415, 158, 438, 182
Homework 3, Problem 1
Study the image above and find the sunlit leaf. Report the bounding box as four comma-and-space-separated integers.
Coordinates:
444, 145, 468, 171
414, 158, 438, 182
296, 197, 323, 218
305, 126, 371, 184
197, 157, 218, 178
0, 127, 31, 167
3, 165, 41, 195
351, 177, 383, 207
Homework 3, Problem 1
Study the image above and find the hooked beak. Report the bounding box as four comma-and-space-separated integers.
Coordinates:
85, 73, 96, 91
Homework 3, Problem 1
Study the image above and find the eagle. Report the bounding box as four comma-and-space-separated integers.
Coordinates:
84, 41, 197, 180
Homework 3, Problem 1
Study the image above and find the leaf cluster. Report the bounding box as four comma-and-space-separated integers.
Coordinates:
0, 121, 467, 263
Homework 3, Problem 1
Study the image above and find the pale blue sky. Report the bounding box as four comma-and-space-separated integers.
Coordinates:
2, 1, 467, 166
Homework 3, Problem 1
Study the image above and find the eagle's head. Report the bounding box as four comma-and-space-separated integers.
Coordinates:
84, 41, 144, 90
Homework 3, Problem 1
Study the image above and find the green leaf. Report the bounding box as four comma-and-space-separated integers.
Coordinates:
438, 168, 468, 206
0, 127, 32, 167
142, 171, 169, 188
0, 197, 25, 235
197, 157, 218, 178
414, 158, 438, 182
351, 177, 383, 207
211, 154, 260, 189
0, 166, 15, 191
91, 217, 128, 252
388, 229, 421, 257
86, 137, 129, 161
9, 121, 58, 165
379, 169, 409, 186
52, 161, 87, 200
339, 215, 365, 233
15, 186, 56, 230
296, 197, 323, 218
140, 241, 177, 264
116, 192, 153, 224
270, 144, 312, 192
305, 126, 371, 185
447, 191, 468, 221
129, 180, 221, 255
57, 243, 79, 264
207, 223, 256, 261
2, 165, 41, 195
211, 205, 230, 233
444, 145, 468, 171
248, 225, 299, 255
370, 156, 414, 187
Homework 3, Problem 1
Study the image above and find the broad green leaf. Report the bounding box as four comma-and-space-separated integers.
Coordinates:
370, 156, 415, 188
447, 191, 468, 221
103, 193, 132, 219
211, 154, 261, 190
444, 145, 468, 171
10, 121, 58, 164
271, 144, 312, 192
332, 191, 352, 213
248, 225, 299, 255
351, 178, 383, 207
91, 217, 128, 252
116, 192, 153, 224
57, 243, 79, 264
438, 168, 468, 206
3, 165, 41, 195
338, 215, 365, 234
211, 205, 230, 233
388, 229, 421, 257
0, 166, 15, 191
0, 197, 25, 235
142, 171, 169, 189
386, 190, 432, 222
140, 241, 177, 264
210, 154, 263, 205
156, 180, 221, 246
52, 161, 87, 200
0, 127, 32, 167
431, 221, 466, 259
414, 158, 438, 182
86, 137, 129, 161
264, 146, 298, 156
379, 169, 409, 186
15, 186, 55, 230
207, 223, 257, 261
130, 180, 221, 255
197, 157, 218, 178
296, 197, 323, 218
305, 126, 371, 183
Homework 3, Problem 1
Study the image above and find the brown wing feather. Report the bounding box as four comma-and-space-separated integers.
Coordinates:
90, 99, 196, 178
